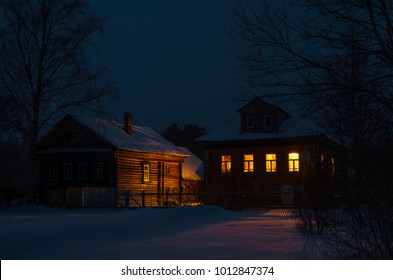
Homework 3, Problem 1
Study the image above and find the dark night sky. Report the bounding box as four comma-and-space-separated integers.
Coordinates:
90, 0, 241, 132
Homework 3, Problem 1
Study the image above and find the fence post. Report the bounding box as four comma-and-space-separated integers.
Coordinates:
141, 190, 145, 207
179, 186, 183, 206
165, 188, 169, 208
125, 191, 130, 209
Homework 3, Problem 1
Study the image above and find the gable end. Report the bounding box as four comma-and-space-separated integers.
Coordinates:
237, 97, 290, 133
38, 115, 114, 151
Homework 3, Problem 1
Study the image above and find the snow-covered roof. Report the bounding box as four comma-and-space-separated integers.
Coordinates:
177, 147, 204, 180
70, 115, 189, 157
198, 115, 324, 142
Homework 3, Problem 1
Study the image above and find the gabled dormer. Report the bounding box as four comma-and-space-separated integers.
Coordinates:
237, 97, 290, 133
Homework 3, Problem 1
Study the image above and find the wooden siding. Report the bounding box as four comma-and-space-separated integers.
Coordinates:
40, 152, 115, 206
115, 150, 185, 206
205, 145, 305, 192
203, 136, 345, 196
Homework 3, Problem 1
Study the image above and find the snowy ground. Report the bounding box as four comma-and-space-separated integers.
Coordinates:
0, 205, 323, 260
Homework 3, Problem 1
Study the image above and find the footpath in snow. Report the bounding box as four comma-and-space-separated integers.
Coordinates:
0, 205, 320, 260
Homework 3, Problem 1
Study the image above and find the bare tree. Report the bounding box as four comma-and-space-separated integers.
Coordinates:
233, 0, 393, 179
233, 0, 393, 258
0, 0, 117, 193
233, 0, 393, 116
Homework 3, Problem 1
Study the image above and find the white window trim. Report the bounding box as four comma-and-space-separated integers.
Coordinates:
142, 162, 150, 183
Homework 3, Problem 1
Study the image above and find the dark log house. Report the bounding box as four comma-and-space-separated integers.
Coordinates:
38, 113, 190, 207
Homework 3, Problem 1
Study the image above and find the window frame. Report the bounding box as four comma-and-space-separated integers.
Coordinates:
243, 154, 254, 173
264, 115, 272, 128
246, 116, 254, 129
265, 153, 277, 173
93, 162, 103, 181
142, 162, 150, 183
288, 153, 300, 172
331, 157, 335, 175
63, 163, 73, 181
221, 155, 232, 174
48, 163, 58, 181
78, 162, 88, 181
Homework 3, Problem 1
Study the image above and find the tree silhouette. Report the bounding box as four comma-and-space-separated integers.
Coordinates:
162, 123, 206, 159
0, 0, 117, 193
233, 0, 393, 258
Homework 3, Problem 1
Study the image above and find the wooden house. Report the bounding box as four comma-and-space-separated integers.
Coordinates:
38, 113, 190, 207
198, 97, 345, 208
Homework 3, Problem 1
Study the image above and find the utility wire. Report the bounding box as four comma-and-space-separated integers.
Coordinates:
132, 99, 235, 113
127, 87, 237, 103
126, 78, 240, 94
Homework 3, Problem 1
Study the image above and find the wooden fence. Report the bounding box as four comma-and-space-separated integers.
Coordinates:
66, 189, 299, 209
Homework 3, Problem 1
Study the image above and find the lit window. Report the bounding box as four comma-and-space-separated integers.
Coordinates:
321, 154, 325, 169
266, 154, 276, 172
331, 157, 335, 175
244, 154, 254, 173
78, 163, 88, 181
142, 162, 150, 183
49, 164, 58, 181
265, 115, 272, 127
93, 162, 103, 181
288, 153, 299, 172
64, 163, 73, 181
246, 116, 254, 128
221, 155, 231, 173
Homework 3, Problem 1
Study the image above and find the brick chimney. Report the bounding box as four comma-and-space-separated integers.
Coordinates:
124, 112, 132, 134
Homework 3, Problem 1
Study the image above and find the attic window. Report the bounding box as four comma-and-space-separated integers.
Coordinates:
264, 115, 272, 127
246, 116, 254, 129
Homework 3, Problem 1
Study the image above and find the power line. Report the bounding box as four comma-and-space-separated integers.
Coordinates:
132, 99, 235, 113
126, 78, 240, 94
125, 87, 237, 103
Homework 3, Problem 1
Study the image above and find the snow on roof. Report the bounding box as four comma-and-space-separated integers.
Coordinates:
198, 115, 324, 142
70, 115, 189, 157
177, 147, 204, 180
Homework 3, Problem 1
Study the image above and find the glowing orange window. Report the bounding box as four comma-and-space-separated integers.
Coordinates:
266, 154, 277, 172
221, 155, 231, 173
288, 153, 299, 172
244, 154, 254, 173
